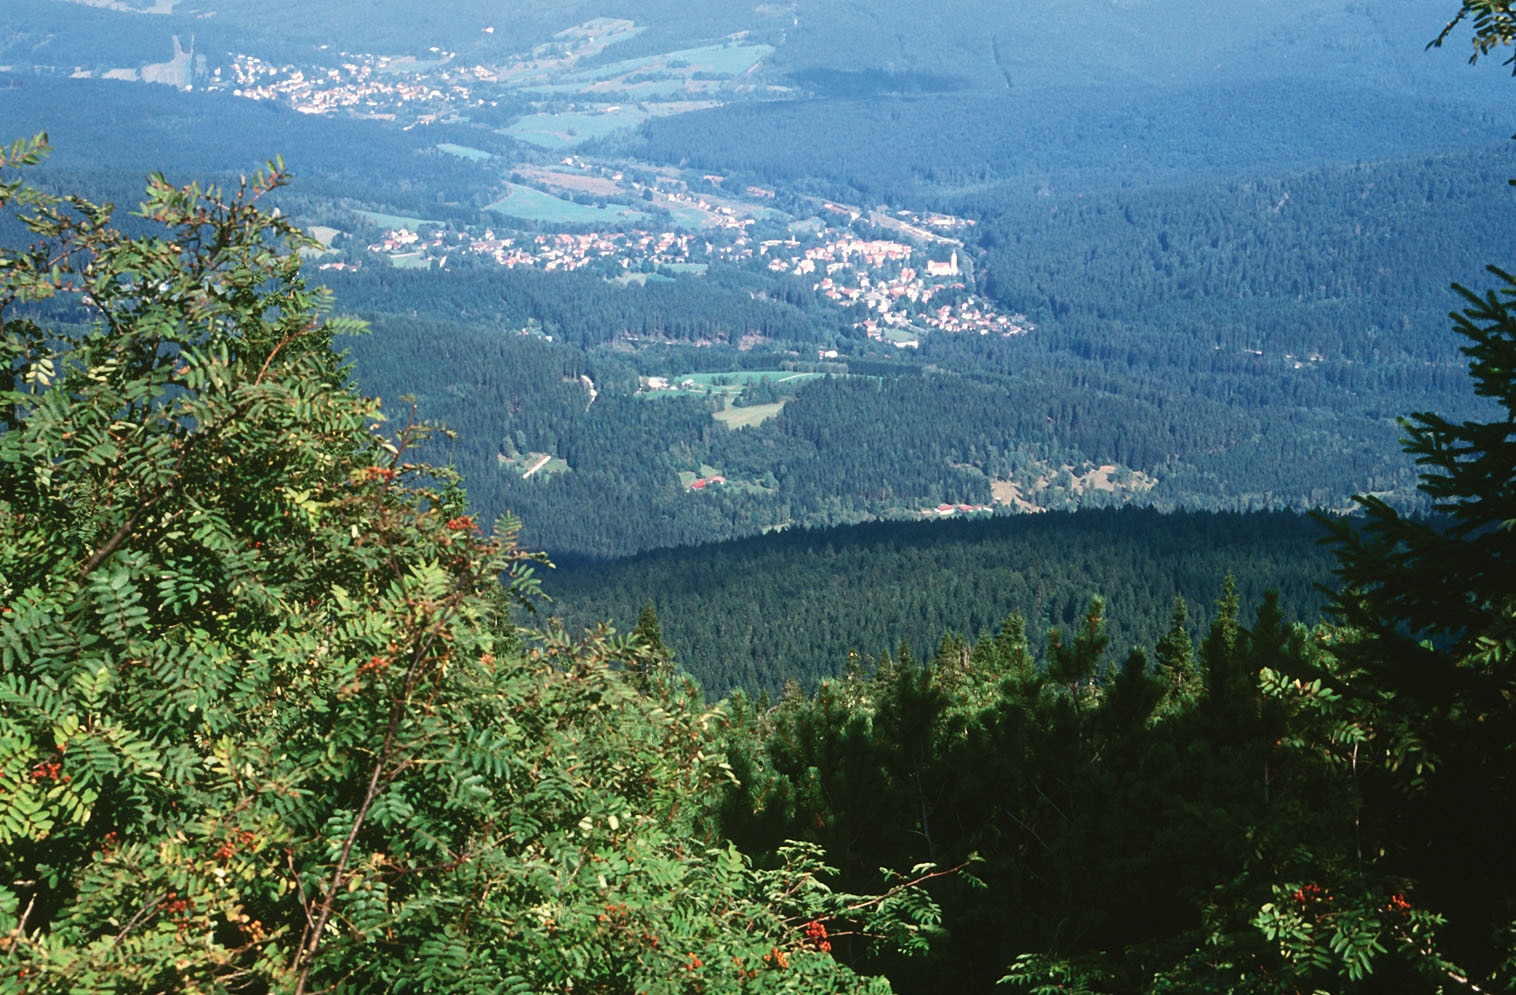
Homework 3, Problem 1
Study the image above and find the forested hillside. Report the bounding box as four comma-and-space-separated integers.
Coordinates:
334, 142, 1514, 557
4, 0, 1512, 557
542, 510, 1336, 694
629, 82, 1509, 203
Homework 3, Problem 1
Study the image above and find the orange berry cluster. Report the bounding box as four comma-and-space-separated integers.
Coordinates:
803, 919, 832, 955
1292, 882, 1328, 905
31, 760, 66, 782
213, 830, 258, 861
358, 654, 390, 676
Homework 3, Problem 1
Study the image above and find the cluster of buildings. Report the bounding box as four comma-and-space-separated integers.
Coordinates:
214, 51, 474, 119
202, 18, 754, 125
658, 189, 755, 231
360, 205, 1029, 340
366, 227, 704, 272
922, 300, 1032, 337
761, 239, 1031, 341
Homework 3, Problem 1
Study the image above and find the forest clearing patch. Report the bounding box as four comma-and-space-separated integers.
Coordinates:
715, 401, 786, 428
518, 166, 623, 196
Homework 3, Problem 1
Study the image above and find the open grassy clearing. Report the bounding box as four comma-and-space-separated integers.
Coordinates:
517, 84, 585, 96
557, 40, 769, 88
677, 370, 822, 387
307, 225, 343, 246
517, 166, 623, 195
601, 79, 685, 99
560, 53, 662, 84
485, 185, 648, 224
353, 209, 434, 229
612, 272, 675, 286
662, 203, 715, 227
437, 143, 492, 161
642, 99, 723, 117
665, 43, 774, 75
714, 401, 786, 427
879, 326, 922, 347
502, 452, 569, 478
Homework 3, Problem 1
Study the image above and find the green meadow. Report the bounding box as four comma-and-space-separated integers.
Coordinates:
485, 185, 649, 224
353, 209, 434, 229
714, 401, 786, 428
437, 143, 492, 161
665, 43, 774, 75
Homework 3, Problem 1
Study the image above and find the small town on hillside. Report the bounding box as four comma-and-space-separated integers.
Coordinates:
220, 50, 466, 119
358, 217, 1032, 343
173, 16, 1036, 346
206, 17, 776, 124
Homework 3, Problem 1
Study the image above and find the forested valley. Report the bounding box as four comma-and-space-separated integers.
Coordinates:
3, 0, 1511, 561
6, 155, 1514, 987
333, 142, 1514, 558
6, 0, 1516, 991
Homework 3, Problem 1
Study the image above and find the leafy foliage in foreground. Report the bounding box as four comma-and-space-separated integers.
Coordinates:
0, 134, 939, 993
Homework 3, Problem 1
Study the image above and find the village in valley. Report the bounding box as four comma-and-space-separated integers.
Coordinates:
353, 176, 1033, 347
197, 16, 784, 128
102, 15, 1034, 348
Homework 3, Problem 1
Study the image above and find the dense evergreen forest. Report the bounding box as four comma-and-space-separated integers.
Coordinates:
627, 81, 1510, 204
542, 510, 1337, 694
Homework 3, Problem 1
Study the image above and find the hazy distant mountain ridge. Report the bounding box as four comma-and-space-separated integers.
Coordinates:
12, 0, 1505, 99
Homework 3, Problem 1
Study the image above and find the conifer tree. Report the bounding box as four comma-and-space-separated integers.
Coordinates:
627, 601, 675, 692
1154, 595, 1199, 713
1270, 260, 1516, 989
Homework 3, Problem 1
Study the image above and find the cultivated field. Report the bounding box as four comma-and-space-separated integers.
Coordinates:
517, 166, 623, 196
